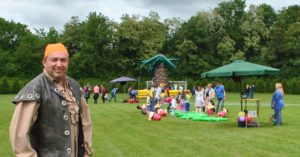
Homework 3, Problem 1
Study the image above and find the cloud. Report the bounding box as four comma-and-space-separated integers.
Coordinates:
0, 0, 299, 31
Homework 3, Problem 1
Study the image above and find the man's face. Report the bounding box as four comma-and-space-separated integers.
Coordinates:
42, 51, 69, 81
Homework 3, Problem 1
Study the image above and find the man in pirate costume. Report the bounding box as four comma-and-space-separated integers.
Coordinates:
9, 43, 93, 157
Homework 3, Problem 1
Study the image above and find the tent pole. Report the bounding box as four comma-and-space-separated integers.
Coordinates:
240, 79, 242, 111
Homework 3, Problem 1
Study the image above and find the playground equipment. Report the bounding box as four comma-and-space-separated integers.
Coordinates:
136, 89, 190, 99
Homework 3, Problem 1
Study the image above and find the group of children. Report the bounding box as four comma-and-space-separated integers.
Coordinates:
136, 83, 227, 121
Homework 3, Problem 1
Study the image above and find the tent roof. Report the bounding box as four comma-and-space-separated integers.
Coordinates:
201, 60, 280, 78
109, 76, 137, 83
142, 54, 176, 70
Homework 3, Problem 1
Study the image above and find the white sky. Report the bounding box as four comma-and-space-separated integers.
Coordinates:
0, 0, 299, 31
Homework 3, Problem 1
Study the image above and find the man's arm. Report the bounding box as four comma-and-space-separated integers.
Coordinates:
81, 96, 93, 156
9, 101, 39, 157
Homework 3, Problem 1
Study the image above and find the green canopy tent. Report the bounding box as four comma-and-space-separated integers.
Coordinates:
201, 60, 280, 114
201, 60, 280, 100
201, 60, 279, 78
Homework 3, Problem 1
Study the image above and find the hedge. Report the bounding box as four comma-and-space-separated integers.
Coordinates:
1, 76, 300, 94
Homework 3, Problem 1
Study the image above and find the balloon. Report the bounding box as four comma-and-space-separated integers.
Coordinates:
129, 99, 134, 103
159, 110, 167, 117
238, 116, 246, 122
238, 111, 245, 117
165, 97, 172, 103
246, 116, 253, 123
153, 113, 161, 121
207, 109, 214, 115
218, 111, 226, 117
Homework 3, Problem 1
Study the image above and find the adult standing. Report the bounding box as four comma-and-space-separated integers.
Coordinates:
271, 83, 285, 126
245, 84, 250, 98
101, 85, 107, 103
93, 84, 99, 104
84, 85, 90, 103
9, 43, 93, 157
250, 84, 255, 98
214, 82, 225, 113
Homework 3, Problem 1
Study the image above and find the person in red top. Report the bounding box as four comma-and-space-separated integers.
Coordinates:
165, 84, 170, 97
101, 85, 107, 103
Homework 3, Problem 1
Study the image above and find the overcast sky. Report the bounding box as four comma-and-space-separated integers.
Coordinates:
0, 0, 299, 31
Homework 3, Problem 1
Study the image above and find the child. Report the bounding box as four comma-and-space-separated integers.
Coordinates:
185, 91, 191, 112
218, 108, 228, 117
179, 91, 186, 112
154, 101, 163, 113
205, 83, 215, 112
194, 85, 205, 113
170, 96, 177, 116
206, 101, 215, 114
147, 86, 155, 121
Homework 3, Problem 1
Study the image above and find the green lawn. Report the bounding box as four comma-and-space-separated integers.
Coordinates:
1, 93, 300, 157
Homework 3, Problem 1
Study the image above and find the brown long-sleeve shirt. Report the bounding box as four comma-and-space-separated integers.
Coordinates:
9, 72, 93, 157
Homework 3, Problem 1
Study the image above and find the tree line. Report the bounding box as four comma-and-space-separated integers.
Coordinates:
0, 0, 300, 93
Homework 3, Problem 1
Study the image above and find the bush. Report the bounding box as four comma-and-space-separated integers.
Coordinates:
0, 77, 11, 94
11, 79, 21, 94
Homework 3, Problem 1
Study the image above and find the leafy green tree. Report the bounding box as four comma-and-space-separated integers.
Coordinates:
229, 50, 245, 61
0, 18, 31, 52
175, 39, 208, 77
13, 33, 43, 77
35, 27, 62, 47
164, 17, 183, 38
116, 12, 167, 77
240, 5, 270, 62
217, 36, 235, 64
170, 12, 216, 76
0, 18, 41, 77
163, 17, 184, 55
257, 4, 277, 28
215, 0, 246, 50
69, 12, 116, 78
140, 12, 167, 58
62, 16, 83, 57
264, 5, 300, 77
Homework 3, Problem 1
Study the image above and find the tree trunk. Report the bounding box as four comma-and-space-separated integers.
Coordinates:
153, 63, 168, 85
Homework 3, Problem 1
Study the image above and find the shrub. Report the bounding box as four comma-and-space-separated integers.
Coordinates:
11, 79, 21, 94
0, 77, 11, 94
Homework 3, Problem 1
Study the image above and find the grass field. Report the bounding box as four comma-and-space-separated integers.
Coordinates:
1, 93, 300, 157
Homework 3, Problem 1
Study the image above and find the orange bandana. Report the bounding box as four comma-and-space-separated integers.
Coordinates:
44, 43, 69, 59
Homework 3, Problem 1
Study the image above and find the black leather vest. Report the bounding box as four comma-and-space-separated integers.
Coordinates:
13, 73, 85, 157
